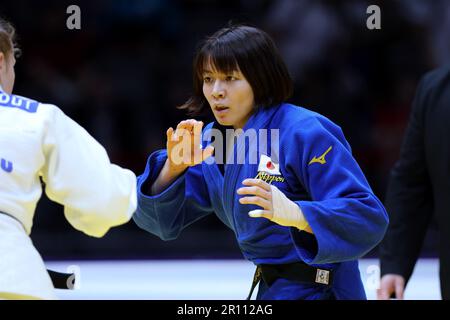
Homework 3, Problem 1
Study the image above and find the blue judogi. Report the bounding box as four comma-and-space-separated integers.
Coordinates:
134, 103, 388, 299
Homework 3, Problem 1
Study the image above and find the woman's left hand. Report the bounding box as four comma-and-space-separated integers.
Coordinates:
237, 178, 274, 220
237, 178, 313, 233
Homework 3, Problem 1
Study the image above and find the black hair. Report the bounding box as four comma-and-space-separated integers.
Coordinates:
179, 24, 293, 115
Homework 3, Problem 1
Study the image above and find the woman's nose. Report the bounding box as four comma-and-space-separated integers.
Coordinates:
211, 81, 225, 99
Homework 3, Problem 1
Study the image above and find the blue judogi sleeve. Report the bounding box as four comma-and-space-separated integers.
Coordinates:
286, 116, 389, 265
133, 149, 213, 240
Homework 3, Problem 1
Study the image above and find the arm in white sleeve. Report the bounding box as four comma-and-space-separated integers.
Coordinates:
40, 105, 137, 237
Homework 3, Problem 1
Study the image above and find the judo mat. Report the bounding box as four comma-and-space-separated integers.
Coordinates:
46, 258, 440, 300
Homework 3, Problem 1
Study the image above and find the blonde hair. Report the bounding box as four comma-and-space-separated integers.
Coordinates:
0, 17, 20, 59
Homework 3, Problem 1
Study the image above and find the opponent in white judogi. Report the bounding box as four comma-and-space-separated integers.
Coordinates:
0, 83, 137, 299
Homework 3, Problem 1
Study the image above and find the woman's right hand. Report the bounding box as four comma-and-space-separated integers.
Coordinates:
166, 119, 214, 173
377, 274, 406, 300
150, 119, 214, 196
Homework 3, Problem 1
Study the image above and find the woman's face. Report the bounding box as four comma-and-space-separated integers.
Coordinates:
202, 63, 255, 129
0, 51, 15, 94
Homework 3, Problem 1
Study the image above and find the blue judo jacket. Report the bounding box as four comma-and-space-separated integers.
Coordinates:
134, 103, 389, 300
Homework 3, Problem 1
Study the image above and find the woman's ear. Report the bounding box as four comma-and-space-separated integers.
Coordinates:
0, 52, 4, 72
0, 52, 4, 84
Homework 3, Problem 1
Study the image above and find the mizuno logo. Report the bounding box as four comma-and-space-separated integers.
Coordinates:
308, 146, 332, 165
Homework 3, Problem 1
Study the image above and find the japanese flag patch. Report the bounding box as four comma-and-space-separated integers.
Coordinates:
258, 154, 281, 175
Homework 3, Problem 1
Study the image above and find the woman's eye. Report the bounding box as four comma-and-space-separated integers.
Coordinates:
203, 77, 212, 83
226, 76, 236, 81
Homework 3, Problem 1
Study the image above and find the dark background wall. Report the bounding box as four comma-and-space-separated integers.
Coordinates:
1, 0, 446, 260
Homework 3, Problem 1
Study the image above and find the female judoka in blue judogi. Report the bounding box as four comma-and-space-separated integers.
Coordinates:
134, 25, 389, 300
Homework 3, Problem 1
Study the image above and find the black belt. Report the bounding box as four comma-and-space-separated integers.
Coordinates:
246, 262, 333, 300
47, 270, 76, 289
0, 211, 75, 290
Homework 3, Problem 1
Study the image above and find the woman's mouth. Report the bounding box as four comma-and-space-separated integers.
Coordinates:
214, 105, 230, 115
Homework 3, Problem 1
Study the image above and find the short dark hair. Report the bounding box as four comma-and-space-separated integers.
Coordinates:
0, 17, 21, 59
179, 24, 293, 115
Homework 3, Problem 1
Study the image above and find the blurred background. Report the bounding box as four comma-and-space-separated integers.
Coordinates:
0, 0, 447, 261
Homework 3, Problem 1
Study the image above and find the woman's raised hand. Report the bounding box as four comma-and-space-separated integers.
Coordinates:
166, 119, 214, 172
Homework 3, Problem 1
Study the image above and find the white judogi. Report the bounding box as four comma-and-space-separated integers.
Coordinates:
0, 86, 137, 299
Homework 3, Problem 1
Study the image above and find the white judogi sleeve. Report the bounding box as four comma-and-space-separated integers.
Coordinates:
40, 105, 137, 237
